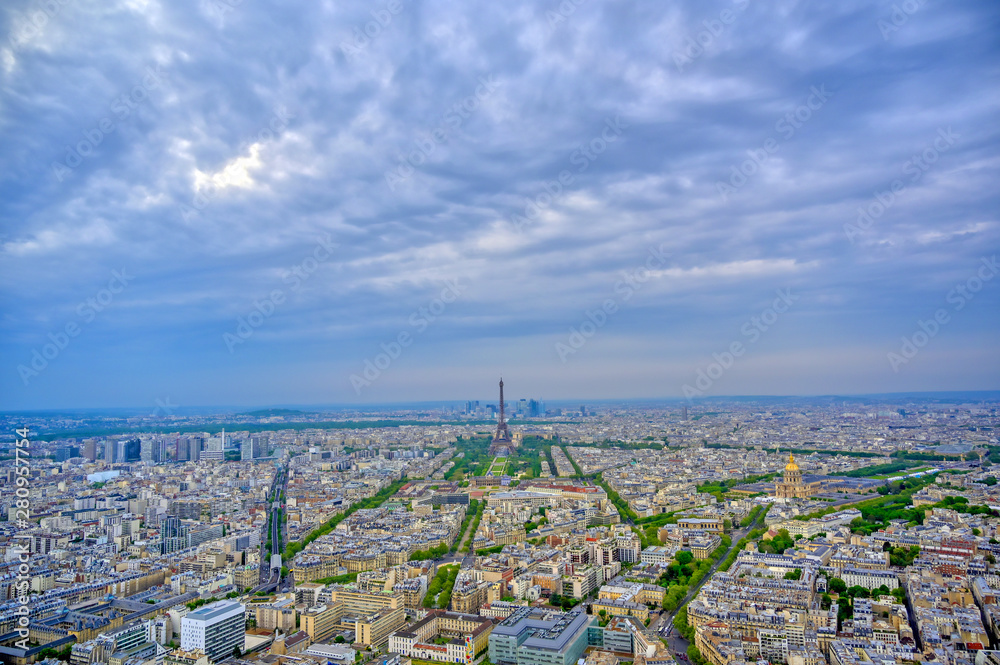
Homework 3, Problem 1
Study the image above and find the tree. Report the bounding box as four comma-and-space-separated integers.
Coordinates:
828, 577, 847, 594
233, 646, 243, 658
889, 545, 920, 567
336, 635, 346, 643
847, 585, 870, 599
676, 550, 694, 566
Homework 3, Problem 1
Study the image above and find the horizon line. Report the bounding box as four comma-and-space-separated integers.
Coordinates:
5, 388, 1000, 415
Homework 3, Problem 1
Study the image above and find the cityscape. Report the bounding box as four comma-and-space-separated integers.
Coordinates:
1, 387, 1000, 665
2, 1, 998, 665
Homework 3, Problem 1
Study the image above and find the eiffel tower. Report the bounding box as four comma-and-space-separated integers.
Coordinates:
489, 378, 513, 456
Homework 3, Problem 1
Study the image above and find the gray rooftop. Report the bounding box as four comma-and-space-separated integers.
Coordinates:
186, 600, 244, 622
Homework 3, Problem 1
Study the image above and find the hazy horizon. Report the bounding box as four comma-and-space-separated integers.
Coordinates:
5, 389, 1000, 417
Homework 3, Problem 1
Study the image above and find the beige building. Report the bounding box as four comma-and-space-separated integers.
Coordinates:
356, 606, 405, 646
164, 650, 210, 665
773, 454, 821, 500
452, 578, 491, 614
301, 603, 343, 642
256, 600, 297, 633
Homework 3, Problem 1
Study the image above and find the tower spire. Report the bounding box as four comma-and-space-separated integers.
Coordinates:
491, 377, 512, 454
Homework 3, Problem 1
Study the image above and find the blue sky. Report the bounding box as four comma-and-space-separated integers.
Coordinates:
1, 0, 998, 410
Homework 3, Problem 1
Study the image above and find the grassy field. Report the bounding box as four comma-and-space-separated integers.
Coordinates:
870, 466, 932, 479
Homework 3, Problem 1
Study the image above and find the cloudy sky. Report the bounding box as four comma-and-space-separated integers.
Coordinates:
1, 0, 998, 410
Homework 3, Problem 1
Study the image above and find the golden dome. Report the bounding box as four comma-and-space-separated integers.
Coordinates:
784, 453, 799, 472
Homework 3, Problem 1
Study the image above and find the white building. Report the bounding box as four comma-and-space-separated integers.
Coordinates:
180, 600, 245, 661
304, 643, 356, 662
641, 546, 673, 565
841, 567, 900, 591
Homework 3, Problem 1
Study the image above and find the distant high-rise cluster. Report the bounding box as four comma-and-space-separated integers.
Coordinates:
242, 436, 266, 460
464, 393, 545, 418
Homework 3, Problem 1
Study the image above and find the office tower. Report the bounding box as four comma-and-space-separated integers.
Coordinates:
202, 434, 224, 461
175, 437, 190, 462
105, 440, 117, 464
190, 436, 204, 461
489, 607, 595, 665
117, 438, 140, 462
160, 516, 187, 554
140, 439, 154, 463
180, 600, 246, 661
242, 436, 265, 460
55, 446, 78, 462
82, 440, 98, 461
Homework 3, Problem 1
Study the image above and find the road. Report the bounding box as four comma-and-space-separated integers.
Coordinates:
648, 507, 770, 659
455, 503, 483, 554
258, 463, 288, 589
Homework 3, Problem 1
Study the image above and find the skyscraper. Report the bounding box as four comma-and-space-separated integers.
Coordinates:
242, 436, 265, 460
140, 438, 155, 463
159, 516, 187, 554
175, 437, 189, 462
202, 433, 225, 461
82, 440, 98, 461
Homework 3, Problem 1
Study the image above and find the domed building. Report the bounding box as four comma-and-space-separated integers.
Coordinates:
774, 453, 821, 500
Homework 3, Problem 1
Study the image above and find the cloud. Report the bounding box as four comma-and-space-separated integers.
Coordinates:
0, 0, 998, 408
